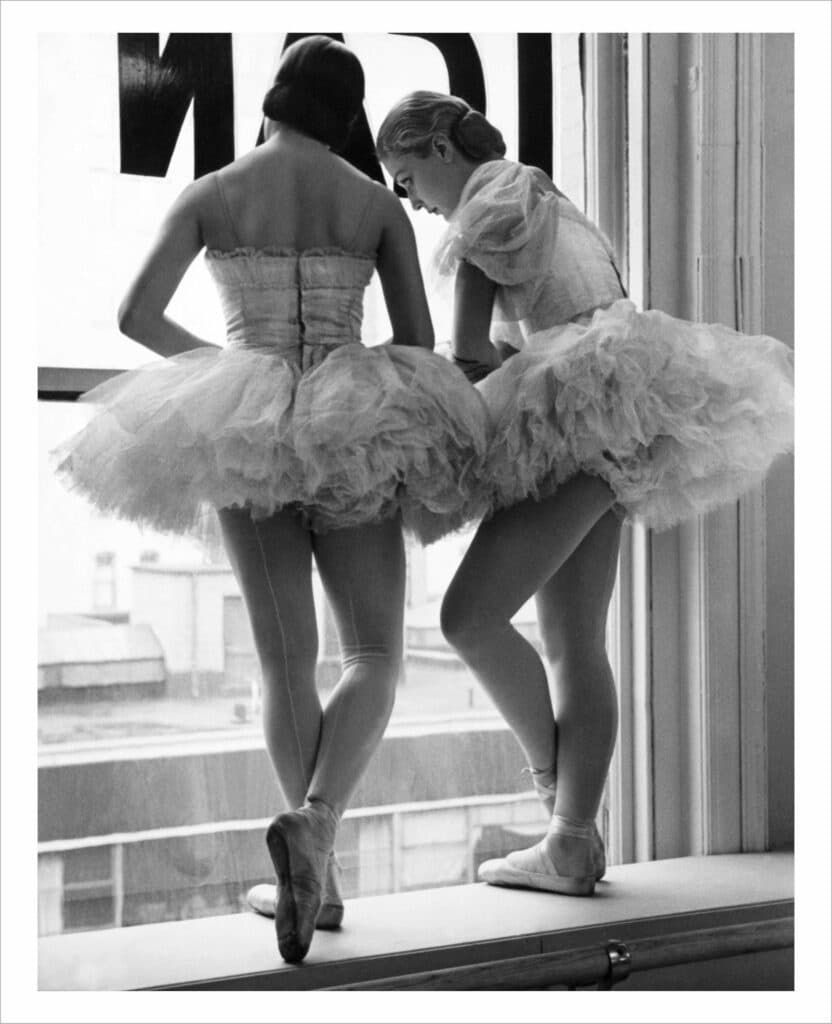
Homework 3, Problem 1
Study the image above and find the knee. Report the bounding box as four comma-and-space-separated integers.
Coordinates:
257, 631, 318, 686
539, 622, 607, 671
440, 591, 469, 651
341, 642, 402, 679
440, 591, 502, 655
343, 645, 401, 716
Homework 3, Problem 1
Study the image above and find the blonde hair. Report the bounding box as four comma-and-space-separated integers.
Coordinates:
376, 91, 506, 162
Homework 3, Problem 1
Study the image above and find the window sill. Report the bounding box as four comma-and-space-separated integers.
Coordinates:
38, 851, 793, 991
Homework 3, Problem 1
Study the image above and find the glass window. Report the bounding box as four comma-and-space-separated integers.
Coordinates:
61, 847, 115, 932
38, 32, 603, 938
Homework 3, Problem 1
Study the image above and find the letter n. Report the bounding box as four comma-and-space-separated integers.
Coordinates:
118, 33, 234, 178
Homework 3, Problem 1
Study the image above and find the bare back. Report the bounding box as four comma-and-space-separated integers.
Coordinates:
119, 129, 434, 353
199, 134, 386, 257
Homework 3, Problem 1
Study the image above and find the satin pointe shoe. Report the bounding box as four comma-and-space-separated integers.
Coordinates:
525, 766, 607, 882
478, 817, 597, 897
245, 882, 277, 918
266, 800, 337, 963
245, 851, 344, 929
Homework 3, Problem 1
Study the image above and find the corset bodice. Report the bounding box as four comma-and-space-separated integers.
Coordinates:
206, 248, 375, 366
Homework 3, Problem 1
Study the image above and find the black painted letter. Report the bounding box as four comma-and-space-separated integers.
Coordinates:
119, 34, 234, 178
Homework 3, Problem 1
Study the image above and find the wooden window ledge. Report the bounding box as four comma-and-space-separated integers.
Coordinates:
38, 851, 793, 991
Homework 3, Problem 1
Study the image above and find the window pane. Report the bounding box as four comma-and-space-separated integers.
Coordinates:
63, 893, 114, 932
63, 846, 111, 886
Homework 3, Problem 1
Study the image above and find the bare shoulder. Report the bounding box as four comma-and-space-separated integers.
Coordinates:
330, 155, 396, 209
167, 173, 217, 221
372, 182, 412, 233
345, 174, 410, 252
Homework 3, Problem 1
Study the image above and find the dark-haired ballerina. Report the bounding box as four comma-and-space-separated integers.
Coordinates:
54, 44, 489, 963
377, 91, 793, 898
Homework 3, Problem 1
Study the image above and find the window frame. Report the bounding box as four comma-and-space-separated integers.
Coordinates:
36, 35, 789, 960
586, 32, 784, 864
38, 367, 123, 402
36, 31, 640, 887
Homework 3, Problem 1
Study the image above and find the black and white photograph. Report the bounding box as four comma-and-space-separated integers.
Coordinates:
2, 1, 830, 1020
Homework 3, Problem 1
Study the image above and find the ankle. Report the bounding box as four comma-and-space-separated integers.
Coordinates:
524, 765, 556, 815
524, 764, 556, 787
303, 797, 339, 838
547, 814, 594, 840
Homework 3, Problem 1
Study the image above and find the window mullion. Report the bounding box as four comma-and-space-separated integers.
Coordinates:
582, 33, 641, 864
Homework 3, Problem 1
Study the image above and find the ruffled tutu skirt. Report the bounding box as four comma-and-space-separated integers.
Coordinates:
53, 342, 491, 544
479, 300, 794, 530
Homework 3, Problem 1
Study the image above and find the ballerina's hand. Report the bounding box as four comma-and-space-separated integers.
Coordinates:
452, 344, 503, 384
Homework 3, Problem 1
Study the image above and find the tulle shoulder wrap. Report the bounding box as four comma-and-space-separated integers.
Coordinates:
435, 161, 560, 288
434, 161, 624, 330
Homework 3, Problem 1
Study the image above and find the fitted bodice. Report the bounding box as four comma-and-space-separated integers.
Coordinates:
206, 248, 375, 366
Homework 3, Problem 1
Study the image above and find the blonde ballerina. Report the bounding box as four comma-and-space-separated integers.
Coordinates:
377, 90, 793, 897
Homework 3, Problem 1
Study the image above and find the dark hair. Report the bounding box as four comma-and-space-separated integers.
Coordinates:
376, 91, 506, 162
262, 36, 365, 152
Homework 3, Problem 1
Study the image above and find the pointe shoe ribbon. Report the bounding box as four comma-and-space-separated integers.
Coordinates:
524, 766, 607, 882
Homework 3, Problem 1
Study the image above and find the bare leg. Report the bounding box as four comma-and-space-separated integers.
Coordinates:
441, 473, 616, 775
441, 475, 619, 896
535, 509, 621, 822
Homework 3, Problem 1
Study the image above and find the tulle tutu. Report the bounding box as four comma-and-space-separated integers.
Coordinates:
478, 300, 794, 530
53, 341, 491, 544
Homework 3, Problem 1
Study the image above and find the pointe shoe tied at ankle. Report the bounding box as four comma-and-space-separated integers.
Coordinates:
267, 801, 337, 963
524, 766, 607, 882
478, 823, 597, 897
246, 851, 344, 930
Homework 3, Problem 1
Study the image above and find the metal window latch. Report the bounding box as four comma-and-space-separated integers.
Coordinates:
597, 939, 632, 989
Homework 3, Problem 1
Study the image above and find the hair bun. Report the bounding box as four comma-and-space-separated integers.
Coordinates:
262, 82, 290, 122
262, 35, 364, 152
376, 91, 506, 163
453, 107, 507, 160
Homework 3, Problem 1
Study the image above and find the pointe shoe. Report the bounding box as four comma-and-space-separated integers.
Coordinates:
246, 882, 278, 918
478, 829, 596, 897
245, 852, 344, 930
266, 803, 336, 963
525, 767, 607, 882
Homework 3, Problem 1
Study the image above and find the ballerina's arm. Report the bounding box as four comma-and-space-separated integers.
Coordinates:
375, 191, 435, 350
117, 178, 222, 358
451, 260, 503, 382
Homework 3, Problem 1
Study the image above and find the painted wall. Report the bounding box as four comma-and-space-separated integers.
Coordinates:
131, 566, 238, 676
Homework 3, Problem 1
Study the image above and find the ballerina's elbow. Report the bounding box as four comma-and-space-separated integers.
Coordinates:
116, 300, 140, 337
388, 329, 434, 350
117, 301, 158, 340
